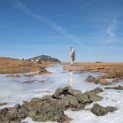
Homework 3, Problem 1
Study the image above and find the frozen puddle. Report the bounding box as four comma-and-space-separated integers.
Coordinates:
0, 65, 123, 123
0, 65, 100, 108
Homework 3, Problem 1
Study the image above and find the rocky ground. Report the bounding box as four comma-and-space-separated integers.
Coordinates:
0, 86, 118, 123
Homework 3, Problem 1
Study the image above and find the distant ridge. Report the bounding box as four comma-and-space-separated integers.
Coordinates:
27, 55, 60, 63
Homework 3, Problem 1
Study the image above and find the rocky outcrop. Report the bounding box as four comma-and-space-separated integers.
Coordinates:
91, 103, 117, 116
0, 87, 104, 123
28, 55, 60, 63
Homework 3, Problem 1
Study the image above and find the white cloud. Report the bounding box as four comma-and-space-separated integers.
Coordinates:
106, 18, 117, 44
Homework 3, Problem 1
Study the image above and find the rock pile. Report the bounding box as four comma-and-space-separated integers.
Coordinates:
91, 103, 117, 116
86, 75, 117, 85
51, 86, 103, 111
1, 86, 116, 123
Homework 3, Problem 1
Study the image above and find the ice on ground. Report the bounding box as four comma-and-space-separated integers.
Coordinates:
65, 88, 123, 123
1, 65, 123, 123
0, 65, 101, 108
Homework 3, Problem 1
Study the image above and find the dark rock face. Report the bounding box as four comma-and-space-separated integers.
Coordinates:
28, 55, 60, 63
0, 87, 105, 123
91, 103, 117, 116
105, 85, 123, 90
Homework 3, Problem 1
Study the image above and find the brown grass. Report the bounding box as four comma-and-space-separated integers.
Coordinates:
62, 62, 123, 79
0, 57, 57, 74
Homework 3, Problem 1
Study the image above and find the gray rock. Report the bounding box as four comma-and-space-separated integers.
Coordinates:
65, 95, 78, 108
68, 86, 82, 96
91, 103, 118, 116
52, 88, 63, 99
79, 93, 90, 104
41, 95, 53, 101
90, 87, 103, 94
63, 86, 69, 91
39, 68, 47, 74
105, 85, 123, 90
88, 94, 103, 102
31, 108, 66, 123
83, 88, 103, 103
72, 103, 85, 111
86, 75, 95, 82
28, 109, 38, 118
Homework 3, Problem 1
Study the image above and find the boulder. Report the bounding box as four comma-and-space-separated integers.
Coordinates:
86, 75, 95, 82
30, 108, 66, 123
91, 103, 117, 116
68, 86, 83, 96
28, 109, 38, 118
64, 95, 79, 108
72, 103, 85, 111
79, 93, 90, 104
83, 87, 103, 103
88, 94, 103, 102
52, 88, 63, 99
39, 68, 47, 74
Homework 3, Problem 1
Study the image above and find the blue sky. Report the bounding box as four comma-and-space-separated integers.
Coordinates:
0, 0, 123, 62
